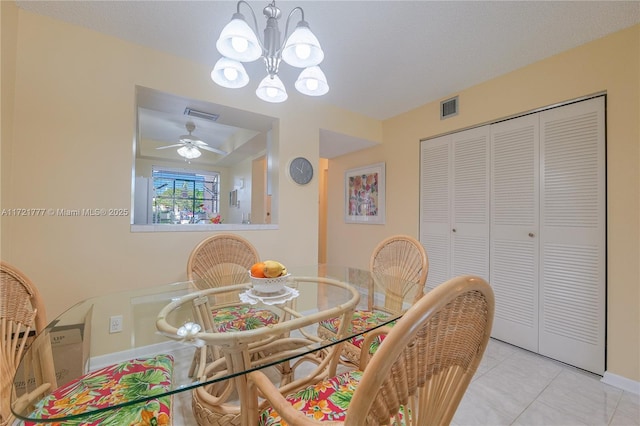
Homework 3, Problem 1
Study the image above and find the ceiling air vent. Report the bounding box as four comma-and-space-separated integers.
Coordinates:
184, 108, 219, 122
440, 96, 459, 119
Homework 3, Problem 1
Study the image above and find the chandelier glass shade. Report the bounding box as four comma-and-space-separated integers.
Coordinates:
177, 146, 202, 159
216, 14, 262, 62
281, 22, 324, 68
294, 66, 329, 96
211, 1, 328, 103
211, 57, 249, 89
256, 75, 288, 102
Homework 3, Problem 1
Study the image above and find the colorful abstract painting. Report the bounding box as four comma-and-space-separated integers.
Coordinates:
345, 163, 385, 224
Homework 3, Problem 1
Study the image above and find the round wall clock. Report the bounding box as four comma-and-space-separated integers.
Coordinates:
289, 157, 313, 185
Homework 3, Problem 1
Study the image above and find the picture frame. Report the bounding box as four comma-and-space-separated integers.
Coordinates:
344, 162, 385, 224
229, 189, 238, 208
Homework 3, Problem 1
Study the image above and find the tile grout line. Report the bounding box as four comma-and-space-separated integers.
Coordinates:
606, 390, 625, 426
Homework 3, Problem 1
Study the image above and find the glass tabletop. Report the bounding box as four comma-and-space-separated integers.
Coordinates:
11, 264, 417, 423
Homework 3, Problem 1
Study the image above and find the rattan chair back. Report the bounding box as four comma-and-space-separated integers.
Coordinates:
349, 275, 494, 425
369, 235, 429, 313
249, 275, 494, 425
0, 261, 48, 426
187, 234, 260, 290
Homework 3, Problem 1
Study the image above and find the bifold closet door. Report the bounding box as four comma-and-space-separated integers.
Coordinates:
421, 96, 605, 374
450, 126, 490, 282
539, 97, 605, 374
421, 136, 452, 291
490, 114, 540, 352
420, 126, 490, 291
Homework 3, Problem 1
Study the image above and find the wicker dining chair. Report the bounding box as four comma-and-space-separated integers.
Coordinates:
186, 233, 280, 324
188, 233, 261, 290
248, 275, 495, 425
186, 234, 288, 424
1, 261, 55, 426
186, 234, 280, 372
317, 235, 428, 364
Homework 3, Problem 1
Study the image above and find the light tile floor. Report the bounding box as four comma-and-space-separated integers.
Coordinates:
172, 339, 640, 425
452, 339, 639, 425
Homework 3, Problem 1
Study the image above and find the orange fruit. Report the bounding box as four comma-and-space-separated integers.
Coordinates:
250, 262, 266, 278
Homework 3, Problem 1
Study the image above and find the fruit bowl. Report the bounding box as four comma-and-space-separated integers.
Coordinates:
248, 272, 291, 294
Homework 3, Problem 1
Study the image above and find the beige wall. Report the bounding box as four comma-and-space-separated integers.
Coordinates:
1, 1, 19, 255
1, 8, 381, 320
327, 25, 640, 382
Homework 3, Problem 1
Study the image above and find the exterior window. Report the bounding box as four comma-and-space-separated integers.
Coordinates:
152, 168, 219, 224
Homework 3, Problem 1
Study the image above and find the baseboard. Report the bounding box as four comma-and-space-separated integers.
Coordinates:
89, 340, 185, 371
601, 371, 640, 395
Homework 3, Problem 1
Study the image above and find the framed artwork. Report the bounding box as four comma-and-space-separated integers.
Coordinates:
344, 162, 385, 224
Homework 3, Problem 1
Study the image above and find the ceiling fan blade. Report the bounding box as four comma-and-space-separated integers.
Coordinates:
156, 144, 183, 150
199, 145, 228, 156
179, 135, 200, 144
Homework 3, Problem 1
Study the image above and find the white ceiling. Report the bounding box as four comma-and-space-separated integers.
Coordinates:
135, 86, 277, 166
15, 0, 640, 159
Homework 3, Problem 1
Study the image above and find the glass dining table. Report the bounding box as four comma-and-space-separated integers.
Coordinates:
11, 264, 415, 425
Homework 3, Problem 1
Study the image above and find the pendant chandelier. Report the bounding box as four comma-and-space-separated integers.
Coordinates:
211, 1, 329, 103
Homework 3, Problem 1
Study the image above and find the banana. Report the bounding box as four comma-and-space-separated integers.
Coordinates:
263, 260, 287, 278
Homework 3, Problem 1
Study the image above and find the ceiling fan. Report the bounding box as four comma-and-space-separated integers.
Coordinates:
156, 122, 228, 158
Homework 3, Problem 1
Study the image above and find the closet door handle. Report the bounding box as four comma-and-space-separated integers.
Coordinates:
452, 229, 457, 233
528, 232, 535, 238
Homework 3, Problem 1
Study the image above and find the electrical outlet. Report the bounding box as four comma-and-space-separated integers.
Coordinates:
109, 315, 123, 333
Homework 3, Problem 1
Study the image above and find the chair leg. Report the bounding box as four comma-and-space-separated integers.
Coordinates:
188, 347, 200, 378
277, 360, 294, 386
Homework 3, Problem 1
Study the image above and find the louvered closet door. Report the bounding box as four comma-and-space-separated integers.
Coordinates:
420, 135, 452, 291
421, 127, 490, 291
490, 115, 540, 352
539, 97, 605, 374
451, 126, 490, 282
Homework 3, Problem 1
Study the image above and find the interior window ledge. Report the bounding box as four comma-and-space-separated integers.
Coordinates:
130, 224, 278, 233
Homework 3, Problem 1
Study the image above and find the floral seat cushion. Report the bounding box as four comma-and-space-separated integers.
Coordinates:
318, 310, 394, 354
259, 370, 406, 425
259, 370, 362, 425
212, 305, 279, 332
20, 354, 173, 426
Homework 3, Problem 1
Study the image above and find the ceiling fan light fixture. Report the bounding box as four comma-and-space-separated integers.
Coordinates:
177, 145, 202, 159
295, 66, 329, 96
156, 122, 226, 159
256, 75, 288, 103
211, 57, 250, 88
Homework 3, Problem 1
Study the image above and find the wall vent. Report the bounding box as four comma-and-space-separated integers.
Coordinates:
184, 108, 220, 122
440, 96, 459, 119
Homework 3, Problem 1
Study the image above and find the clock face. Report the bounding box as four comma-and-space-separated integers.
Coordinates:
289, 157, 313, 185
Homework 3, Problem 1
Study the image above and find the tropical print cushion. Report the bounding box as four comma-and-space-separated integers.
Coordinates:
259, 370, 363, 425
20, 354, 173, 426
319, 310, 394, 354
212, 305, 279, 332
